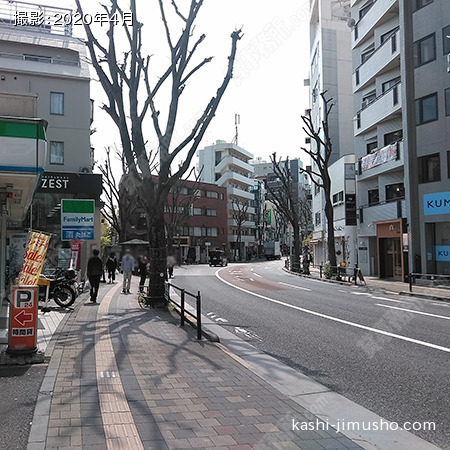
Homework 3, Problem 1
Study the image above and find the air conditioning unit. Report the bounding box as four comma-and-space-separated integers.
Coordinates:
79, 166, 91, 173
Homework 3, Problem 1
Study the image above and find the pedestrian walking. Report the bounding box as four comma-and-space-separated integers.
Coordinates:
121, 249, 135, 294
87, 249, 103, 303
106, 252, 118, 283
167, 254, 176, 279
138, 255, 148, 292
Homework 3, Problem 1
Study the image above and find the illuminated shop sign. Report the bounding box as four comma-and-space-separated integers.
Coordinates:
423, 191, 450, 216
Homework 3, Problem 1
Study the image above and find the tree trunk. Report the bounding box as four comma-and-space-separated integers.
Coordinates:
146, 206, 167, 304
323, 176, 337, 268
292, 220, 302, 273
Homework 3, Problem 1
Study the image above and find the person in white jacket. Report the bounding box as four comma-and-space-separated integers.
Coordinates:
121, 249, 135, 294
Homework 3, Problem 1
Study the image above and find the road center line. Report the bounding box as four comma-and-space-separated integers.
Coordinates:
216, 271, 450, 353
375, 303, 450, 320
278, 282, 311, 291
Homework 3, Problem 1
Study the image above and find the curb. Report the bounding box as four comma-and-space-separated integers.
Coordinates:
398, 291, 450, 303
282, 266, 353, 286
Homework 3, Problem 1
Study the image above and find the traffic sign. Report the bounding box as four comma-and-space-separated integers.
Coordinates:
61, 199, 95, 240
7, 286, 38, 354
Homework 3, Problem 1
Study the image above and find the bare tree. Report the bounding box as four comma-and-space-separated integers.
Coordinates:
75, 0, 241, 301
299, 92, 337, 269
231, 197, 249, 261
266, 154, 306, 272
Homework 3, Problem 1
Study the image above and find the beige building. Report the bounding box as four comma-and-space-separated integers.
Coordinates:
0, 0, 101, 271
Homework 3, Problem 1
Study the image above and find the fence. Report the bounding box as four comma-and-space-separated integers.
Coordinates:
165, 282, 202, 340
409, 273, 450, 293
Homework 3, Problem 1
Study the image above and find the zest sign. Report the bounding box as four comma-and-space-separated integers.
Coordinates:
7, 286, 38, 355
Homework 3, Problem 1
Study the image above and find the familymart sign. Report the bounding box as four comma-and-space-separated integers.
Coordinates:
61, 199, 95, 240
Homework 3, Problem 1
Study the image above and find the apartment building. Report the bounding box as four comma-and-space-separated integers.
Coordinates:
401, 0, 450, 276
309, 0, 357, 267
351, 0, 405, 279
198, 140, 256, 260
0, 0, 101, 269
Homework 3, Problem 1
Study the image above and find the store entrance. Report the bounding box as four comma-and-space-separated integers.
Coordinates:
379, 237, 402, 279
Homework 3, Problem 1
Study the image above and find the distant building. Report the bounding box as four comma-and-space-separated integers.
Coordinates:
198, 140, 256, 260
124, 177, 228, 264
0, 0, 101, 271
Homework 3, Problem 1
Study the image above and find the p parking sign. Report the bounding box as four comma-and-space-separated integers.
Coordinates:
61, 199, 95, 240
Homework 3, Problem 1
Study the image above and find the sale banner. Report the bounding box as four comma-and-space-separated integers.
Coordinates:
70, 239, 81, 270
17, 231, 51, 285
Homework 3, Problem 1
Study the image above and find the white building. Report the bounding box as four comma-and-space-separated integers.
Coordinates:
198, 140, 256, 259
309, 0, 356, 267
351, 0, 406, 279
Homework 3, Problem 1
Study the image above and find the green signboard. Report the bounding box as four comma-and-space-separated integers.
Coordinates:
61, 199, 95, 240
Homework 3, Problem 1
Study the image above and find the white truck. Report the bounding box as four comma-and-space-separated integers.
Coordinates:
263, 241, 281, 260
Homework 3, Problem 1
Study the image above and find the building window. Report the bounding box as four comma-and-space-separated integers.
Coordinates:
381, 28, 397, 44
366, 141, 377, 154
382, 77, 401, 93
314, 183, 320, 196
359, 2, 373, 19
361, 46, 375, 63
362, 91, 376, 108
315, 211, 321, 226
445, 88, 450, 116
332, 191, 344, 204
206, 190, 219, 199
193, 208, 203, 216
413, 0, 433, 12
414, 33, 436, 67
385, 183, 405, 202
415, 93, 438, 125
50, 141, 64, 164
384, 130, 403, 145
24, 54, 51, 63
368, 189, 379, 206
443, 26, 450, 54
206, 209, 217, 216
448, 151, 450, 178
50, 92, 64, 115
419, 153, 441, 183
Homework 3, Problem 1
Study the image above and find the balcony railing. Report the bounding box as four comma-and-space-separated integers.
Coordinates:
0, 51, 79, 67
354, 82, 401, 135
354, 27, 400, 91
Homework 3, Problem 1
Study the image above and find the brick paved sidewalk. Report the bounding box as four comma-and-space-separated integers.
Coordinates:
27, 278, 364, 450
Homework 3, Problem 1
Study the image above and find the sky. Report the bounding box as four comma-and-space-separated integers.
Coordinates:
47, 0, 311, 168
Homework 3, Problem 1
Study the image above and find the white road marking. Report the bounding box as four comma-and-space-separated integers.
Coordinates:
278, 282, 311, 291
431, 302, 450, 307
371, 296, 409, 304
264, 267, 268, 270
216, 318, 228, 323
375, 304, 450, 320
249, 278, 254, 282
351, 292, 372, 296
254, 273, 263, 278
216, 272, 450, 353
339, 290, 347, 293
207, 312, 214, 316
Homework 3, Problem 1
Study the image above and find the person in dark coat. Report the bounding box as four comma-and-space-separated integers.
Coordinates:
87, 249, 103, 303
106, 252, 118, 283
138, 255, 148, 292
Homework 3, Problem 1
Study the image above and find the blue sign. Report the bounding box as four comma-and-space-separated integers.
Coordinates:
62, 229, 95, 241
436, 246, 450, 262
423, 191, 450, 216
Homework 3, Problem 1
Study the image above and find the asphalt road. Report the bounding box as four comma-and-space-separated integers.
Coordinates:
0, 364, 47, 450
172, 261, 450, 449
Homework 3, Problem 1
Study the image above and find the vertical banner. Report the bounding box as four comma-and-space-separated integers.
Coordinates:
70, 239, 81, 270
17, 231, 51, 285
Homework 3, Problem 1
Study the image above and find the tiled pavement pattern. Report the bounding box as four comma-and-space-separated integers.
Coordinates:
30, 279, 362, 450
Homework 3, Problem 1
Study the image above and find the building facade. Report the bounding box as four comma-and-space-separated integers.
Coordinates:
123, 178, 228, 264
309, 0, 356, 267
401, 0, 450, 276
0, 0, 101, 272
198, 140, 256, 260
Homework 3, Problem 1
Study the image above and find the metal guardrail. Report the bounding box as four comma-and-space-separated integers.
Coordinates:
409, 273, 450, 293
165, 282, 202, 340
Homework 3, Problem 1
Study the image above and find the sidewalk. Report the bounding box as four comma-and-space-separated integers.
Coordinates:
23, 277, 437, 450
289, 265, 450, 302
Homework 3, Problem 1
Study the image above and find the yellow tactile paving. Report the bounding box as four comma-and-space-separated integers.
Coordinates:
95, 284, 144, 450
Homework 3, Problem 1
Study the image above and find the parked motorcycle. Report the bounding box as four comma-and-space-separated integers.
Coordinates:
38, 268, 77, 308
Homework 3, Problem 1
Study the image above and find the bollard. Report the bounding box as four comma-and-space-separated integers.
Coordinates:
409, 273, 412, 292
319, 265, 322, 278
354, 266, 358, 286
196, 291, 202, 340
180, 289, 185, 327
